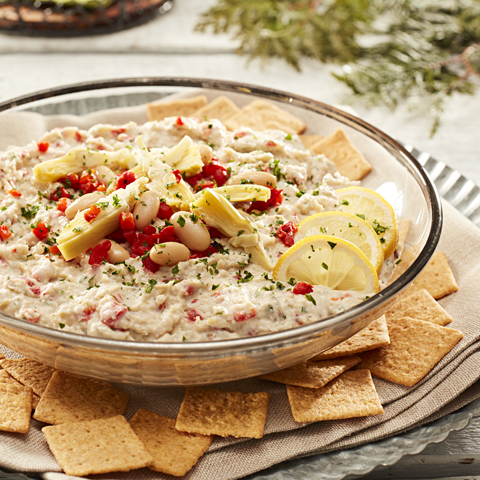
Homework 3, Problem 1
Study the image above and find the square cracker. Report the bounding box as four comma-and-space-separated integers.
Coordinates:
259, 356, 361, 388
42, 415, 153, 476
176, 387, 270, 439
385, 289, 452, 326
33, 370, 129, 425
311, 316, 390, 361
411, 251, 459, 300
0, 371, 40, 410
287, 369, 383, 423
130, 409, 212, 476
146, 95, 208, 122
193, 95, 240, 123
310, 128, 372, 181
1, 358, 55, 396
0, 383, 32, 434
224, 99, 306, 134
300, 134, 324, 149
358, 317, 463, 386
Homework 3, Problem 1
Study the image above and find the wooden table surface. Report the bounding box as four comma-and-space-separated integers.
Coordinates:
1, 1, 480, 479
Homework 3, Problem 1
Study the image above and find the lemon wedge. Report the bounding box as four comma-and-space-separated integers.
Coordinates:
273, 235, 379, 294
298, 211, 384, 274
335, 186, 399, 259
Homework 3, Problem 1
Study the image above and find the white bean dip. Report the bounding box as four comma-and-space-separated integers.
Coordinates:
0, 117, 395, 342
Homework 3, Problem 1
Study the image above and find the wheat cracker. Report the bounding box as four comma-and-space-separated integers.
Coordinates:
2, 358, 55, 396
193, 95, 240, 123
300, 134, 324, 149
42, 415, 153, 476
33, 370, 129, 425
311, 316, 390, 361
259, 356, 361, 388
224, 99, 306, 134
146, 95, 208, 122
310, 128, 372, 181
411, 251, 459, 299
0, 383, 32, 434
287, 369, 383, 422
358, 317, 463, 386
385, 289, 452, 326
130, 409, 212, 476
176, 387, 270, 439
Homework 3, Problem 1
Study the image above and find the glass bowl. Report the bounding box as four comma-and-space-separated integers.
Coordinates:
0, 78, 442, 386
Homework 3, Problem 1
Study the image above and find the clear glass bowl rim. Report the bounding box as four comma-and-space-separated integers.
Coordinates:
0, 77, 443, 355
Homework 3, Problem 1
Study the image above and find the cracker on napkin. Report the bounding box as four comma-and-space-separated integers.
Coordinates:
385, 289, 452, 326
176, 387, 270, 439
310, 128, 372, 181
43, 415, 153, 476
259, 356, 361, 388
310, 315, 390, 361
224, 99, 306, 134
0, 383, 33, 434
358, 317, 463, 387
411, 251, 459, 300
130, 409, 212, 476
193, 95, 240, 123
33, 370, 129, 425
287, 369, 383, 423
1, 358, 55, 397
300, 134, 324, 149
146, 95, 208, 122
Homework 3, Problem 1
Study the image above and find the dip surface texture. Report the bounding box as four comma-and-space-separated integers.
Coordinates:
0, 118, 390, 342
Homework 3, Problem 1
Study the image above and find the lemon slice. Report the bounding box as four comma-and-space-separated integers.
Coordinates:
273, 235, 379, 294
335, 186, 399, 259
298, 211, 384, 274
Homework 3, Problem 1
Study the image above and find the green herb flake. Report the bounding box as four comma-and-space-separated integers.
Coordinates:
305, 294, 316, 306
322, 262, 329, 270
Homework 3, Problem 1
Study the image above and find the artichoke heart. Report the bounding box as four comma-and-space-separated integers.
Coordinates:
132, 135, 203, 179
147, 165, 195, 208
207, 185, 271, 203
33, 147, 137, 183
57, 177, 147, 261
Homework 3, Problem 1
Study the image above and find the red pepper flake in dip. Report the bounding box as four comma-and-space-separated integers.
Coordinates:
276, 221, 298, 247
32, 221, 49, 241
0, 225, 12, 240
37, 141, 49, 153
89, 240, 111, 265
172, 169, 183, 183
8, 189, 21, 197
119, 212, 135, 230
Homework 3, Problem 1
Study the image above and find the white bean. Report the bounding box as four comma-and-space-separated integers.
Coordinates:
65, 192, 106, 220
94, 165, 116, 188
171, 211, 211, 252
133, 191, 160, 230
227, 171, 277, 188
198, 144, 213, 165
149, 242, 190, 266
107, 241, 130, 263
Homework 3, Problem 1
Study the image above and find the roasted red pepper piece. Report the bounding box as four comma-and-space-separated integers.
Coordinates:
57, 197, 72, 213
79, 170, 99, 194
176, 116, 184, 126
202, 160, 229, 187
8, 189, 21, 197
276, 220, 298, 247
32, 221, 49, 241
142, 256, 160, 273
157, 202, 173, 220
292, 281, 313, 295
89, 240, 111, 265
37, 141, 49, 153
172, 169, 183, 183
84, 204, 101, 223
116, 171, 136, 190
60, 173, 80, 190
119, 212, 135, 230
248, 188, 283, 213
143, 225, 156, 235
0, 225, 12, 240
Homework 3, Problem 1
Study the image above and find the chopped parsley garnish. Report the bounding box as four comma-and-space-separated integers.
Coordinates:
72, 227, 83, 233
305, 294, 316, 305
20, 204, 40, 219
285, 133, 292, 140
341, 199, 349, 206
237, 230, 245, 236
189, 213, 199, 224
380, 237, 386, 244
145, 279, 157, 293
237, 270, 254, 284
59, 323, 65, 329
295, 191, 306, 198
287, 278, 297, 286
212, 284, 220, 290
271, 158, 282, 181
172, 265, 180, 275
395, 259, 403, 265
177, 215, 186, 227
373, 219, 390, 235
327, 241, 337, 250
182, 336, 187, 342
322, 262, 329, 270
209, 262, 219, 275
112, 194, 121, 207
356, 214, 366, 220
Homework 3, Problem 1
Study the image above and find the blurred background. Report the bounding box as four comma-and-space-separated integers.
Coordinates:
0, 0, 478, 180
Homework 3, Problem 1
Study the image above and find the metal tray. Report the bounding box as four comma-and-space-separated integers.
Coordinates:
0, 91, 479, 480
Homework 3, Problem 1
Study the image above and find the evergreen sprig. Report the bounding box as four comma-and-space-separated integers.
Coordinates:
196, 0, 480, 135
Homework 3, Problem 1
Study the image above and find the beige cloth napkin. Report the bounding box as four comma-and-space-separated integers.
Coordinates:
0, 102, 480, 479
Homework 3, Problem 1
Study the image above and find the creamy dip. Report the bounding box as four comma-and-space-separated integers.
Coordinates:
0, 117, 395, 342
